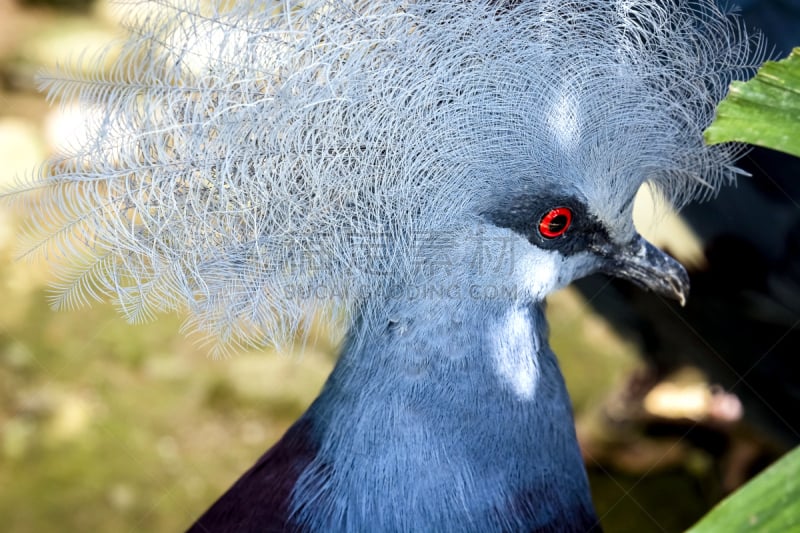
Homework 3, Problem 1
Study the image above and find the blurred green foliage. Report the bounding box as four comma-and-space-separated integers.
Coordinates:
18, 0, 95, 14
688, 446, 800, 532
705, 48, 800, 157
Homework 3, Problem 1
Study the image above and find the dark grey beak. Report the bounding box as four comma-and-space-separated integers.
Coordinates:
592, 235, 690, 306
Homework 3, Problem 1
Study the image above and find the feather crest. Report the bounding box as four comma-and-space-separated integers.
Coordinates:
5, 0, 762, 352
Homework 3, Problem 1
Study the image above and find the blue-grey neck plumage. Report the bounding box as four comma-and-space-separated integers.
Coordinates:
296, 299, 596, 532
2, 0, 763, 531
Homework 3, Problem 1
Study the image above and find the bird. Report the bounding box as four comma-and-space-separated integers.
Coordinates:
4, 0, 761, 531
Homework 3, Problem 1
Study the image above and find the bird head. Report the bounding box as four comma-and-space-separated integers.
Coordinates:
481, 190, 689, 307
7, 0, 761, 352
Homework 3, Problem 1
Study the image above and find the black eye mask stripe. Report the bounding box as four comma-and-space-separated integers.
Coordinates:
485, 194, 611, 256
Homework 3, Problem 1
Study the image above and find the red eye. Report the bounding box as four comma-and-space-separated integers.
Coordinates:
538, 207, 572, 238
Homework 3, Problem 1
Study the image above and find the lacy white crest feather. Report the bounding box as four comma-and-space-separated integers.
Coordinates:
9, 0, 761, 352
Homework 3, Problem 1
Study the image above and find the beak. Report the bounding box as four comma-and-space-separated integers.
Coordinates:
592, 235, 690, 306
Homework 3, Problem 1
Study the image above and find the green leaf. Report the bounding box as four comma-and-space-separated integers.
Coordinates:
687, 446, 800, 533
705, 48, 800, 157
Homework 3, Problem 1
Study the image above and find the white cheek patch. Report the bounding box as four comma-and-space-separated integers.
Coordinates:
491, 307, 539, 401
514, 248, 561, 300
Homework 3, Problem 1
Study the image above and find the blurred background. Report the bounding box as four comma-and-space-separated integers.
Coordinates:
0, 0, 798, 531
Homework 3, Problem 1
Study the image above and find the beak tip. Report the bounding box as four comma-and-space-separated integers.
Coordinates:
674, 268, 690, 308
678, 292, 687, 308
671, 271, 690, 308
